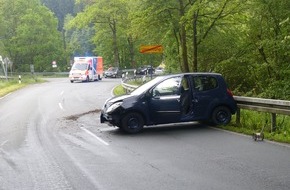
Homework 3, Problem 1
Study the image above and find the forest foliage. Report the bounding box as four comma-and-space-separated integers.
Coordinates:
0, 0, 289, 100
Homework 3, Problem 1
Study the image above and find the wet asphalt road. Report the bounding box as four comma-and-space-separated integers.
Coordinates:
0, 78, 289, 190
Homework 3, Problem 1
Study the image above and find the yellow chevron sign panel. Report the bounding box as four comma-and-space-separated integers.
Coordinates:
140, 45, 163, 54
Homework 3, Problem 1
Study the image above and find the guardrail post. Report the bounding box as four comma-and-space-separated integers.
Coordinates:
271, 113, 276, 132
236, 108, 241, 125
142, 75, 146, 83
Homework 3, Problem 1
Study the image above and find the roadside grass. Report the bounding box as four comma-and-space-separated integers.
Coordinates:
113, 84, 126, 95
112, 77, 144, 95
0, 76, 45, 97
224, 112, 290, 144
113, 84, 290, 144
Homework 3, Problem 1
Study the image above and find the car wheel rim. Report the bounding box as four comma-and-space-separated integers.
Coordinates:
128, 118, 139, 129
217, 111, 228, 123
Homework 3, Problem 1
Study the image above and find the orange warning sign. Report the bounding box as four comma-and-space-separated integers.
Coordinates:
140, 45, 163, 54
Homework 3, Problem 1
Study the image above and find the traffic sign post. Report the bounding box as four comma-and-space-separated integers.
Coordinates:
1, 57, 12, 81
52, 61, 57, 68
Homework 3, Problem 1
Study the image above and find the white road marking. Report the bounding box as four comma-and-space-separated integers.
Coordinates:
99, 127, 115, 132
58, 91, 65, 110
80, 127, 109, 146
0, 93, 11, 100
58, 102, 64, 110
1, 140, 8, 146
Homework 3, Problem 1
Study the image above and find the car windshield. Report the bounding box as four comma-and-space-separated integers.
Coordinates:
130, 76, 165, 96
108, 67, 117, 71
72, 63, 88, 70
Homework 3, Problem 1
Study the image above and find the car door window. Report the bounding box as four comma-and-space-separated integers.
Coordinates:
152, 77, 181, 97
193, 76, 218, 91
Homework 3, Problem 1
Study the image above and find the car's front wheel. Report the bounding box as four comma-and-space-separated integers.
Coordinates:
211, 106, 231, 125
121, 112, 144, 133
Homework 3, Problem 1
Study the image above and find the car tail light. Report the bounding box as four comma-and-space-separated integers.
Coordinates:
227, 89, 233, 97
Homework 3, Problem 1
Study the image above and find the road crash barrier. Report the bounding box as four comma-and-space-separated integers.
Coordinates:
234, 96, 290, 132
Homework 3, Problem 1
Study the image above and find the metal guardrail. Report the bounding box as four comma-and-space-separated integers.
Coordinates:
0, 75, 14, 80
234, 96, 290, 132
121, 80, 138, 93
121, 78, 290, 131
234, 96, 290, 115
121, 75, 148, 94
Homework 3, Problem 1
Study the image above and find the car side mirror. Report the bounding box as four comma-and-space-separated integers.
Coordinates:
152, 89, 161, 99
146, 89, 158, 99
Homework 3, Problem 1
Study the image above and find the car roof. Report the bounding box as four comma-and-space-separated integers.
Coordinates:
130, 72, 224, 96
158, 72, 222, 79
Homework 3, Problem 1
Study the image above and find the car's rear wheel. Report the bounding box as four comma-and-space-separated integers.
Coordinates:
211, 106, 231, 125
121, 112, 144, 133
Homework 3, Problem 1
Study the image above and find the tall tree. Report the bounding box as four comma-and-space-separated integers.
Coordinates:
243, 0, 290, 98
41, 0, 76, 31
0, 0, 63, 71
64, 14, 96, 57
69, 0, 130, 67
0, 0, 35, 65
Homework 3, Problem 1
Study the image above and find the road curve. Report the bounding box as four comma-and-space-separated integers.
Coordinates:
0, 78, 289, 190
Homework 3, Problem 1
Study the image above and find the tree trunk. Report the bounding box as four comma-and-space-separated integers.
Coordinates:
110, 19, 120, 67
127, 35, 135, 68
192, 11, 198, 72
178, 0, 190, 72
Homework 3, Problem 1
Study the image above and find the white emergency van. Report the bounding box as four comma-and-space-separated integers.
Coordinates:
69, 56, 103, 83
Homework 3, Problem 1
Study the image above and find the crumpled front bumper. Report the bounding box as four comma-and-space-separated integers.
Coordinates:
100, 111, 110, 123
100, 110, 121, 127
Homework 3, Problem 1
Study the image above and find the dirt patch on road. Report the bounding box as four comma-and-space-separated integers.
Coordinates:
65, 109, 101, 121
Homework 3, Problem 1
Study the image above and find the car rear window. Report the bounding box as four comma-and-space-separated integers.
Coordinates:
192, 76, 218, 91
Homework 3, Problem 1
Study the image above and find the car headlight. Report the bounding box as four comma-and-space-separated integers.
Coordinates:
106, 102, 122, 113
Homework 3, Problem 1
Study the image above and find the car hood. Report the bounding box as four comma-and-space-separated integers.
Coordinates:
106, 94, 134, 104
